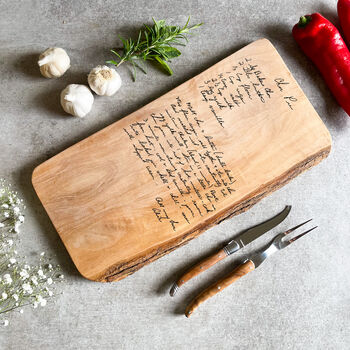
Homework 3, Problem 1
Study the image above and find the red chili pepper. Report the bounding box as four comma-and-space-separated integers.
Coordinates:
292, 13, 350, 116
338, 0, 350, 44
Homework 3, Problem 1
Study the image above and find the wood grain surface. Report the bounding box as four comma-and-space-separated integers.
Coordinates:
32, 39, 332, 282
175, 248, 228, 289
185, 259, 255, 317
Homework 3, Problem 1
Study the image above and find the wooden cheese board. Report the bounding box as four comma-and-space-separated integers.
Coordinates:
32, 39, 331, 282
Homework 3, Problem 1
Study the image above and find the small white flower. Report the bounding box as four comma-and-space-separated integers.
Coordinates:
38, 269, 44, 277
24, 264, 30, 270
3, 320, 9, 327
19, 309, 24, 314
20, 269, 29, 280
37, 295, 47, 307
58, 274, 64, 279
13, 294, 18, 301
3, 274, 12, 285
47, 277, 53, 285
40, 252, 45, 256
0, 222, 4, 228
7, 239, 13, 246
9, 258, 16, 264
1, 292, 7, 300
47, 264, 53, 270
18, 215, 24, 223
22, 283, 33, 294
4, 211, 9, 218
1, 203, 9, 209
14, 222, 21, 233
13, 206, 20, 214
31, 276, 38, 285
48, 290, 53, 297
33, 301, 38, 309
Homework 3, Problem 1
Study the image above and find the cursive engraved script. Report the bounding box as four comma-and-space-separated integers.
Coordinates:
123, 96, 236, 232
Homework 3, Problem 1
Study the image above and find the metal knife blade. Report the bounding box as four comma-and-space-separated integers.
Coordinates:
223, 205, 291, 255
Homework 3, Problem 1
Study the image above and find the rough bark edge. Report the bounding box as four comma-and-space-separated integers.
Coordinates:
98, 146, 330, 282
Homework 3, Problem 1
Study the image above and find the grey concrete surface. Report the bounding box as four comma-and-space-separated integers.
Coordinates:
0, 0, 349, 349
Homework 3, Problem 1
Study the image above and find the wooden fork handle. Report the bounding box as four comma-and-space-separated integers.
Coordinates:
185, 260, 255, 318
171, 249, 228, 295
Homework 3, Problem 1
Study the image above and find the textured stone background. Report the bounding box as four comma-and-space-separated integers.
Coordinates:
0, 0, 349, 349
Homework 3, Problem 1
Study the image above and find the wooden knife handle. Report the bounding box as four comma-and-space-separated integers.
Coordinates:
170, 249, 228, 296
185, 260, 255, 317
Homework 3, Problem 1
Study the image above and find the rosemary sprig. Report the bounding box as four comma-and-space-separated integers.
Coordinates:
107, 17, 202, 81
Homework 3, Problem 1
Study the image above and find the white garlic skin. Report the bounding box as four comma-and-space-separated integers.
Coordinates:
38, 48, 70, 78
60, 84, 94, 118
88, 65, 122, 96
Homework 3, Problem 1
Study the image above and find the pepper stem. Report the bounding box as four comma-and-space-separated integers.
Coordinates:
298, 15, 312, 27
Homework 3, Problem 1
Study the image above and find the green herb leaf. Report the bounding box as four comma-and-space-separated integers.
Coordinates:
160, 46, 181, 59
108, 16, 202, 80
154, 56, 173, 75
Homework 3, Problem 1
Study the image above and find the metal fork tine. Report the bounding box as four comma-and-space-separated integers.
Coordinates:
288, 226, 318, 243
283, 219, 313, 236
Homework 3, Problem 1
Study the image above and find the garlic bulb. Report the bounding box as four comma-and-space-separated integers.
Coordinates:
60, 84, 94, 118
88, 65, 122, 96
38, 48, 70, 78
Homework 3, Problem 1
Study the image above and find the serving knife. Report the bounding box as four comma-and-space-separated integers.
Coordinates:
170, 205, 291, 296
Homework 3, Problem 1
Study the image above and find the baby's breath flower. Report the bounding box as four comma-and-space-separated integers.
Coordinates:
36, 295, 47, 307
19, 269, 29, 280
14, 222, 21, 233
0, 179, 64, 325
22, 283, 33, 295
3, 274, 12, 285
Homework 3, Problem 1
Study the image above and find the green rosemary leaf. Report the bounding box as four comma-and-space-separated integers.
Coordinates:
154, 56, 173, 75
161, 46, 181, 59
108, 16, 202, 80
106, 60, 119, 65
110, 50, 121, 59
132, 60, 147, 74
